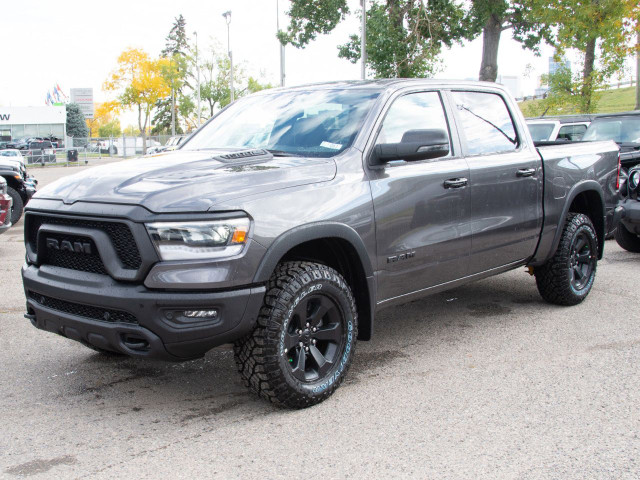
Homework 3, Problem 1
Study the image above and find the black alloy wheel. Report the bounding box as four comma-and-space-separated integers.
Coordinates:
568, 231, 596, 292
283, 293, 344, 382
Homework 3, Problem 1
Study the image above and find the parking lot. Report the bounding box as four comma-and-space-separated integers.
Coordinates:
1, 163, 639, 479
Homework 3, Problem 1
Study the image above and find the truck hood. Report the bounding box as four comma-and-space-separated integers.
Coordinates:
35, 150, 337, 213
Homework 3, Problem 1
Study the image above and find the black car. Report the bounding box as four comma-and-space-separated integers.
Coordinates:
26, 141, 56, 164
583, 112, 640, 169
0, 158, 34, 224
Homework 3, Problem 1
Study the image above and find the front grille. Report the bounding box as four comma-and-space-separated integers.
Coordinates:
28, 291, 138, 325
40, 233, 107, 275
27, 215, 142, 270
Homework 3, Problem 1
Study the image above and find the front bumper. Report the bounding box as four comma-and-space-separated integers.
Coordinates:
616, 198, 640, 234
22, 264, 265, 360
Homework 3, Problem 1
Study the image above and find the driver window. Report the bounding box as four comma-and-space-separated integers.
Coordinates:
375, 92, 451, 156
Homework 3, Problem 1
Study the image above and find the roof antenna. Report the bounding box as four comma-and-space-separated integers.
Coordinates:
541, 106, 550, 117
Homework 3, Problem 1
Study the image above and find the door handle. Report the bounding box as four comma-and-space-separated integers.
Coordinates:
443, 178, 468, 189
516, 168, 536, 177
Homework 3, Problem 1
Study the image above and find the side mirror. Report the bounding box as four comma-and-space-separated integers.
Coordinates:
370, 129, 450, 166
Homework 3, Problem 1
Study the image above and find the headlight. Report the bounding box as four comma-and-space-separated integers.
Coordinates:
146, 217, 250, 260
629, 170, 640, 191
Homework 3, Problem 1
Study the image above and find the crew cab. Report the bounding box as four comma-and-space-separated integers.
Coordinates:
22, 80, 621, 408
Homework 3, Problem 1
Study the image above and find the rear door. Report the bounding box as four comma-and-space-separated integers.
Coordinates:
368, 90, 471, 301
449, 90, 542, 274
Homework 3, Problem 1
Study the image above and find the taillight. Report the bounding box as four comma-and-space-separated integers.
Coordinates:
616, 153, 621, 190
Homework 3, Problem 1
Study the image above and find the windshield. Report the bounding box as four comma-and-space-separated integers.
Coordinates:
582, 117, 640, 144
527, 123, 555, 142
0, 150, 18, 157
183, 89, 380, 157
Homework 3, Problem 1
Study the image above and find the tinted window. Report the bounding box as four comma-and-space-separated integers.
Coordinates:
527, 123, 555, 142
557, 124, 587, 141
375, 91, 450, 152
452, 91, 518, 155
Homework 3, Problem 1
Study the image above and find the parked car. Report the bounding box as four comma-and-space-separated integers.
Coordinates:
0, 141, 10, 150
22, 80, 621, 408
0, 176, 12, 234
26, 140, 56, 164
582, 111, 640, 170
0, 157, 35, 224
526, 115, 594, 142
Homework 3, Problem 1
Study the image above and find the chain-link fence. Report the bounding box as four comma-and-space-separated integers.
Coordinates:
20, 134, 186, 167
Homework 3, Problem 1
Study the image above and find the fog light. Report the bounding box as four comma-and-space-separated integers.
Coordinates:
183, 309, 219, 319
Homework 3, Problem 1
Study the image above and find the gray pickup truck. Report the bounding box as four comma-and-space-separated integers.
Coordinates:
22, 80, 621, 408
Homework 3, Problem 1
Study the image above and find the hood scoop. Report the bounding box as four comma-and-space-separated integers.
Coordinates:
214, 149, 273, 164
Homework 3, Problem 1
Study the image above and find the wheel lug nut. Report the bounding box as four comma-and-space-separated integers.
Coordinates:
284, 348, 288, 353
306, 322, 310, 328
298, 329, 303, 335
305, 346, 309, 351
312, 327, 317, 332
312, 339, 316, 345
299, 342, 304, 347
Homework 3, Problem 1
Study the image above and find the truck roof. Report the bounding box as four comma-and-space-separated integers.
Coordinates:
253, 79, 510, 95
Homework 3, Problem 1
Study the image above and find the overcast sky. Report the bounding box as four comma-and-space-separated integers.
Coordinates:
3, 0, 628, 123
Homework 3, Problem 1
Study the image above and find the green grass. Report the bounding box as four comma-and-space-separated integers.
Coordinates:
519, 86, 639, 116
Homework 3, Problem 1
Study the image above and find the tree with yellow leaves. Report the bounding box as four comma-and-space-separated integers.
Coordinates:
104, 48, 170, 153
85, 101, 120, 138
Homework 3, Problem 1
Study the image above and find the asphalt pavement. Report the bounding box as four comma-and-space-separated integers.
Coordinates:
0, 162, 638, 479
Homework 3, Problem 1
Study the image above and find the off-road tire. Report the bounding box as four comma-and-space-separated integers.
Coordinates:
234, 261, 358, 409
614, 223, 640, 253
535, 213, 598, 306
7, 187, 23, 225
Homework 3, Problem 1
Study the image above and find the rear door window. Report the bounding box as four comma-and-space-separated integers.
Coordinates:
452, 91, 518, 155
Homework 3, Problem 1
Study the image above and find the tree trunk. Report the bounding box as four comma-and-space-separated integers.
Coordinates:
478, 14, 503, 82
581, 37, 597, 112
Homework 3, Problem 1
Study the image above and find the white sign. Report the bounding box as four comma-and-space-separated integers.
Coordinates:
70, 88, 94, 119
0, 106, 66, 125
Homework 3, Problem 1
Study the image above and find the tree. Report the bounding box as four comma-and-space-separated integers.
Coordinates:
66, 103, 89, 138
518, 0, 639, 112
85, 101, 119, 138
280, 0, 467, 78
98, 119, 122, 138
104, 48, 170, 153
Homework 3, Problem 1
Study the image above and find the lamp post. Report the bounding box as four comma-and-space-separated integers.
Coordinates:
276, 0, 285, 87
361, 0, 366, 80
222, 10, 234, 103
194, 31, 201, 128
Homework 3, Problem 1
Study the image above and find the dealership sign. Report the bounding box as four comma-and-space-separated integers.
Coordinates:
70, 88, 94, 119
0, 107, 66, 125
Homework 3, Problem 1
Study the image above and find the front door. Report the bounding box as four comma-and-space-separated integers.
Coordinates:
368, 91, 471, 302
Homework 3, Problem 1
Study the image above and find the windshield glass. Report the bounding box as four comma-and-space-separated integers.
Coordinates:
0, 151, 18, 156
183, 89, 380, 157
582, 117, 640, 144
527, 123, 555, 142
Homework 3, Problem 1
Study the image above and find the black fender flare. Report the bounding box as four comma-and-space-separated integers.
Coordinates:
549, 180, 606, 261
253, 222, 374, 282
252, 222, 376, 340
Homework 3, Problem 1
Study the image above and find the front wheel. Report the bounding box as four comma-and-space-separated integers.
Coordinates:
535, 213, 598, 306
234, 261, 357, 408
6, 187, 24, 225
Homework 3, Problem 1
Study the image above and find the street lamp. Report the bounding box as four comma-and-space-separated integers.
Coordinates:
361, 0, 367, 80
194, 31, 201, 128
222, 10, 234, 103
276, 0, 285, 87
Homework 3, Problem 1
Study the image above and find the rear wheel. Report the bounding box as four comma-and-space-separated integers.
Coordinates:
535, 213, 598, 306
614, 223, 640, 252
234, 261, 357, 408
6, 187, 23, 225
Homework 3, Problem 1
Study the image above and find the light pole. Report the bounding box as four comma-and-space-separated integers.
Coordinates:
194, 31, 201, 128
222, 10, 234, 103
361, 0, 366, 80
276, 0, 285, 87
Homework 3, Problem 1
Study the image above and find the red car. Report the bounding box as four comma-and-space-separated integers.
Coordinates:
0, 177, 12, 234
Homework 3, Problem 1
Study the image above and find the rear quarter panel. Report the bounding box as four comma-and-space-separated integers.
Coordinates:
529, 140, 620, 265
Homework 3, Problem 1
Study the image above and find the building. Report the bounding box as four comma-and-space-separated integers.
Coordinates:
0, 106, 66, 141
496, 75, 522, 99
549, 57, 571, 76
